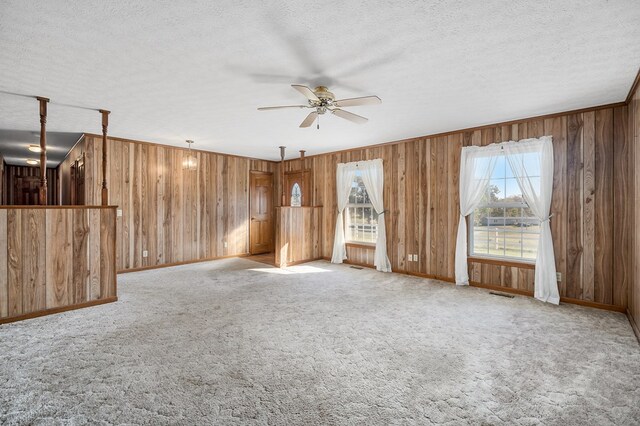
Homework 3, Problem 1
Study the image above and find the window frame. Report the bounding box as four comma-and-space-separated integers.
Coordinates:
469, 156, 540, 264
344, 173, 378, 246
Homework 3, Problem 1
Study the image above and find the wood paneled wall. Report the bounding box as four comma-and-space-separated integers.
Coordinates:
2, 165, 59, 205
60, 135, 276, 272
275, 206, 323, 267
283, 104, 631, 309
0, 206, 117, 324
629, 82, 640, 336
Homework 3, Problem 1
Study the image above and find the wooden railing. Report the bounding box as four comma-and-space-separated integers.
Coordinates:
0, 205, 117, 324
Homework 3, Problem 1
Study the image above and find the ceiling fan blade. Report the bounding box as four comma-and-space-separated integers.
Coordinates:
299, 111, 318, 128
331, 108, 368, 124
291, 84, 320, 102
258, 105, 308, 111
333, 95, 382, 107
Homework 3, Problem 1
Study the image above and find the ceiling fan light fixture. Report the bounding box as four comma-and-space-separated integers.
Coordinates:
259, 84, 381, 128
28, 144, 43, 153
183, 139, 197, 171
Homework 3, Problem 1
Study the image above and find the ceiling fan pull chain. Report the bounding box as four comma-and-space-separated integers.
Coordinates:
317, 114, 320, 130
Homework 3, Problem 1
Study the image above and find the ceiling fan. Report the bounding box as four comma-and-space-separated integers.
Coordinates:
258, 85, 381, 128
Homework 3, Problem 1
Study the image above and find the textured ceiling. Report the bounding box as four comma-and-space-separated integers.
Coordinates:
0, 0, 639, 161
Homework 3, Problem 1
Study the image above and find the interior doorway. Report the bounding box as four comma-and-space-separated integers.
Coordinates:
249, 170, 274, 255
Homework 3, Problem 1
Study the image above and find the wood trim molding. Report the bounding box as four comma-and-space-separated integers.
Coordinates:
345, 242, 376, 250
625, 67, 640, 104
0, 297, 118, 325
117, 253, 251, 274
468, 256, 536, 270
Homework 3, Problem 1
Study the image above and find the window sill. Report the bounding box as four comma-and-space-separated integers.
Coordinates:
346, 242, 376, 250
467, 256, 535, 270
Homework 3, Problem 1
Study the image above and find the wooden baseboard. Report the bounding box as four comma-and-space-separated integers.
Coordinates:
117, 253, 250, 274
321, 257, 625, 313
0, 297, 118, 325
628, 310, 640, 344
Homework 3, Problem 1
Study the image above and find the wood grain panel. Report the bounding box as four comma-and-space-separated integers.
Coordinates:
594, 108, 614, 305
88, 209, 101, 301
613, 106, 629, 308
22, 208, 45, 313
0, 206, 117, 323
0, 210, 6, 317
565, 114, 583, 299
582, 112, 596, 301
46, 209, 72, 308
100, 208, 116, 298
73, 208, 90, 303
7, 209, 22, 316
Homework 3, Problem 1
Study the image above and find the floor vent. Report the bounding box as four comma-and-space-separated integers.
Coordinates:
489, 291, 515, 298
350, 266, 364, 270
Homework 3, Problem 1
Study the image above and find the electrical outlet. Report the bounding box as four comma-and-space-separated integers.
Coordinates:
223, 241, 228, 248
556, 272, 562, 282
414, 254, 418, 262
117, 209, 123, 217
143, 250, 148, 258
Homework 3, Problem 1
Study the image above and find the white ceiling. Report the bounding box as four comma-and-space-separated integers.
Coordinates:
0, 0, 639, 162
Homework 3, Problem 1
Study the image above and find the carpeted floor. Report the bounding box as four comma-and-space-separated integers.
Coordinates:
1, 258, 639, 425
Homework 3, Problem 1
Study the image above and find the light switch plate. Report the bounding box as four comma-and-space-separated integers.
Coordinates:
556, 272, 562, 282
117, 209, 123, 217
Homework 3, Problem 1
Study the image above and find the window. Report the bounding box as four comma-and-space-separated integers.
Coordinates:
345, 172, 378, 244
290, 182, 301, 207
470, 153, 540, 261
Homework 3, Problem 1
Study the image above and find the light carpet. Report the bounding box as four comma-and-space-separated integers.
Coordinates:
1, 258, 639, 425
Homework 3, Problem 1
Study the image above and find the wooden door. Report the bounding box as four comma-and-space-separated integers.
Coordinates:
250, 171, 274, 254
71, 154, 85, 205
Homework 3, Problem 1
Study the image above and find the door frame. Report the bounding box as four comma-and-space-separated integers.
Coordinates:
249, 170, 274, 255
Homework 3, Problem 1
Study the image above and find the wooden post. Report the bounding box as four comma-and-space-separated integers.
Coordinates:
36, 97, 49, 205
99, 109, 110, 205
279, 146, 286, 206
299, 150, 306, 206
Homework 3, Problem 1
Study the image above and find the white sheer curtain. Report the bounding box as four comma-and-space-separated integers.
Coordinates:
359, 159, 392, 272
330, 163, 358, 263
455, 146, 500, 285
504, 136, 559, 304
330, 159, 391, 272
